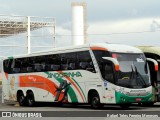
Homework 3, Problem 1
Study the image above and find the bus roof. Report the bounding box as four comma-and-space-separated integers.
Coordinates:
3, 43, 143, 60
91, 43, 142, 53
137, 46, 160, 56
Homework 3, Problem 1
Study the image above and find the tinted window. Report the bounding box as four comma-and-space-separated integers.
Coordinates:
65, 52, 77, 70
3, 59, 13, 73
77, 51, 95, 73
92, 50, 115, 83
93, 50, 111, 76
4, 51, 96, 74
45, 54, 61, 71
60, 53, 69, 70
103, 62, 114, 83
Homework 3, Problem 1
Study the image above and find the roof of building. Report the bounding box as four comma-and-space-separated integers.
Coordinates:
0, 15, 55, 38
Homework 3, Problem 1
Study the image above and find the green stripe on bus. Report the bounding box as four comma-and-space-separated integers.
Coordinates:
71, 77, 87, 102
44, 72, 78, 103
56, 77, 78, 103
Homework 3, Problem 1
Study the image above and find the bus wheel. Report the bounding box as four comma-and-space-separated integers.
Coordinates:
17, 92, 26, 106
120, 104, 130, 109
26, 91, 35, 107
91, 92, 103, 109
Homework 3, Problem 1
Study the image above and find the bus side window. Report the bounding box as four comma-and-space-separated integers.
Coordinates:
12, 59, 21, 73
77, 51, 95, 73
68, 63, 75, 70
3, 60, 8, 73
21, 58, 28, 73
45, 54, 61, 71
60, 54, 68, 70
27, 57, 34, 72
103, 63, 114, 83
66, 52, 77, 70
33, 56, 46, 72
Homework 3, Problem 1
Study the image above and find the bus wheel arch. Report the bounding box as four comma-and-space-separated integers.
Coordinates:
88, 89, 103, 109
17, 90, 26, 106
26, 90, 35, 107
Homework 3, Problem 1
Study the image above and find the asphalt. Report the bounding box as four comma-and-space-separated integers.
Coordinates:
0, 85, 160, 119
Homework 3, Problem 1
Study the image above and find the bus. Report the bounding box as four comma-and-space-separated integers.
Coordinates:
2, 43, 158, 109
137, 46, 160, 105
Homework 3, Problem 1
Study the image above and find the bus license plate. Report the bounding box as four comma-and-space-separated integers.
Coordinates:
136, 98, 141, 101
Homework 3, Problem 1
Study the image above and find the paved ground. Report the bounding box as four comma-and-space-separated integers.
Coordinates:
0, 86, 160, 119
0, 102, 160, 111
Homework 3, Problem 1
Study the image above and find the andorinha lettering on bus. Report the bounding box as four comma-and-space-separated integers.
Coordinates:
47, 71, 82, 78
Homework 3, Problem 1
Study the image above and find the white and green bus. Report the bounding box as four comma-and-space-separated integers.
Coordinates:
2, 43, 158, 109
137, 46, 160, 105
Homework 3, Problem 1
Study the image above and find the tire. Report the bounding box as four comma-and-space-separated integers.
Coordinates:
120, 104, 130, 109
142, 102, 154, 107
54, 102, 63, 107
91, 92, 103, 109
17, 92, 26, 106
26, 91, 35, 107
158, 94, 160, 102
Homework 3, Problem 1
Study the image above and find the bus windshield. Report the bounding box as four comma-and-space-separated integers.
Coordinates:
114, 53, 151, 88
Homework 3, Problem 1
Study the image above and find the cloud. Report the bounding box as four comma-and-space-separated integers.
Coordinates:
150, 20, 160, 31
55, 26, 72, 47
1, 16, 160, 56
55, 26, 71, 36
88, 18, 154, 33
0, 4, 12, 14
1, 0, 160, 56
60, 21, 72, 31
49, 18, 160, 47
87, 18, 160, 46
1, 0, 160, 24
43, 18, 160, 47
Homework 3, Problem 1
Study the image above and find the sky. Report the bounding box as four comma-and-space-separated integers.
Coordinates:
0, 0, 160, 56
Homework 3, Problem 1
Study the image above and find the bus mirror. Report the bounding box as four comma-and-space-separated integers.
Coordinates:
147, 58, 158, 71
102, 57, 120, 71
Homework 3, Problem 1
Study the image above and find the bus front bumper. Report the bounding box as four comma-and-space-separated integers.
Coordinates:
115, 91, 152, 104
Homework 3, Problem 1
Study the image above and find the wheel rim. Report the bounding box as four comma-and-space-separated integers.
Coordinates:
28, 95, 34, 105
27, 93, 35, 106
19, 95, 24, 105
92, 97, 99, 108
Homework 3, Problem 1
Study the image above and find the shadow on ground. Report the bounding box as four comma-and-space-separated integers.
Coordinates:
2, 102, 150, 110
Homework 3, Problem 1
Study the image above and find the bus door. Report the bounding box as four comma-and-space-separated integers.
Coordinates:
103, 62, 116, 103
147, 59, 159, 102
157, 61, 160, 101
148, 61, 158, 87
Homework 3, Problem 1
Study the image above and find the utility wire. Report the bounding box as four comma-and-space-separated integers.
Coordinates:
55, 29, 160, 36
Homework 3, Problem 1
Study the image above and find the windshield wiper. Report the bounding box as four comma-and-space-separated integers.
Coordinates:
134, 65, 147, 87
130, 64, 135, 80
130, 64, 139, 86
